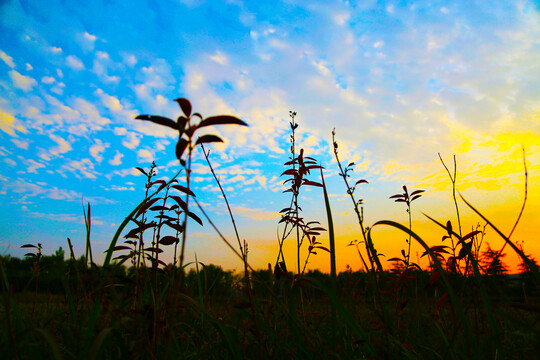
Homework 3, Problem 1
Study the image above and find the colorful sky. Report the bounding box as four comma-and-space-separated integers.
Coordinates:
1, 0, 538, 274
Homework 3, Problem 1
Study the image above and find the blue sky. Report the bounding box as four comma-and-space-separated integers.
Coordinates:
1, 0, 539, 272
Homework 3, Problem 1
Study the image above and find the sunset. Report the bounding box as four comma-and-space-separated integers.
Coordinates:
1, 1, 539, 357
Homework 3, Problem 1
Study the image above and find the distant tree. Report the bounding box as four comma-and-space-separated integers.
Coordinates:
480, 243, 508, 276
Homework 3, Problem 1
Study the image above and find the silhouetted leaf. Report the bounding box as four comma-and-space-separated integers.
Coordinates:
303, 180, 323, 187
195, 134, 223, 145
410, 190, 425, 196
176, 138, 189, 162
188, 211, 203, 226
135, 115, 178, 130
462, 230, 482, 241
159, 236, 178, 246
198, 115, 248, 128
175, 98, 192, 117
355, 179, 368, 185
113, 246, 132, 251
135, 167, 147, 176
171, 185, 195, 197
144, 247, 163, 253
164, 221, 184, 233
21, 244, 38, 249
149, 205, 169, 212
136, 198, 161, 218
411, 194, 423, 201
170, 196, 188, 211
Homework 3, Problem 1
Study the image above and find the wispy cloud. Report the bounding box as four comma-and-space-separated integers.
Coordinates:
0, 50, 16, 68
66, 55, 85, 70
8, 70, 37, 91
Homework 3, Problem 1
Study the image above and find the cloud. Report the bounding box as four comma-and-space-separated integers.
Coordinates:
66, 55, 85, 70
95, 89, 123, 112
89, 139, 109, 163
231, 206, 279, 221
0, 50, 15, 68
26, 159, 46, 174
11, 138, 29, 149
109, 150, 124, 166
121, 131, 140, 149
137, 148, 154, 163
93, 51, 120, 83
25, 63, 33, 70
48, 133, 72, 157
77, 32, 97, 51
0, 108, 27, 136
41, 76, 55, 84
8, 70, 37, 91
210, 50, 228, 65
61, 158, 97, 179
71, 98, 110, 130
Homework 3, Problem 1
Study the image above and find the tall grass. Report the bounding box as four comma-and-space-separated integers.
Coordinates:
2, 98, 539, 359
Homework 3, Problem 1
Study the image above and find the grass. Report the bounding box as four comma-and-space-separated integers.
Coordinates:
1, 98, 539, 359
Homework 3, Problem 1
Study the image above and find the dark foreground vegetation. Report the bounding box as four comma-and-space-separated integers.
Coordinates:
1, 99, 539, 359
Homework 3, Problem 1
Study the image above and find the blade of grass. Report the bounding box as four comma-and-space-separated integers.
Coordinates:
86, 328, 112, 360
35, 328, 64, 360
319, 168, 337, 351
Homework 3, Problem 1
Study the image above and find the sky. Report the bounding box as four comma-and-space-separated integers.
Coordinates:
0, 0, 539, 274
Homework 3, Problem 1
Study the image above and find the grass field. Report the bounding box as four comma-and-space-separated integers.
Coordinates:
1, 98, 538, 359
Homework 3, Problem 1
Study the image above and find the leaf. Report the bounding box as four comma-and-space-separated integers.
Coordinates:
303, 180, 323, 187
171, 184, 195, 197
410, 189, 425, 196
462, 230, 482, 241
411, 194, 423, 201
188, 211, 203, 226
159, 236, 178, 246
389, 194, 405, 199
135, 115, 178, 130
195, 134, 223, 145
21, 244, 38, 249
149, 205, 169, 212
136, 198, 161, 218
176, 138, 189, 162
135, 167, 147, 176
144, 247, 164, 253
164, 221, 184, 233
113, 246, 132, 251
198, 115, 248, 128
175, 98, 192, 117
355, 179, 368, 186
170, 195, 188, 211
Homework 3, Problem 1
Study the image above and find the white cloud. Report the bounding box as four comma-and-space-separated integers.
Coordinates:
94, 89, 123, 112
49, 46, 62, 53
8, 70, 37, 91
25, 63, 33, 70
71, 98, 110, 129
210, 50, 228, 65
89, 139, 109, 163
231, 206, 279, 221
12, 138, 29, 149
0, 50, 16, 68
109, 150, 124, 166
26, 159, 46, 174
66, 55, 85, 70
373, 41, 384, 48
122, 131, 140, 149
49, 133, 72, 156
41, 76, 55, 84
137, 148, 154, 162
61, 158, 97, 179
0, 108, 27, 136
